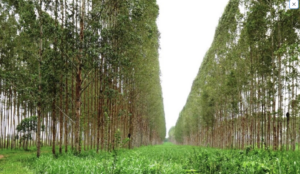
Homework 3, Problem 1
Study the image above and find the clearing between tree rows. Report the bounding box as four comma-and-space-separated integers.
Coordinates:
1, 143, 300, 173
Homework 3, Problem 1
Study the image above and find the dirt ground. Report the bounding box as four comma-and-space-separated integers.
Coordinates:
0, 155, 4, 159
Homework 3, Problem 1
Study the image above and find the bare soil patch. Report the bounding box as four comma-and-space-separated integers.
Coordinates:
0, 155, 4, 159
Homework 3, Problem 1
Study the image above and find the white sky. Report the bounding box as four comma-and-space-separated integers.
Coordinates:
156, 0, 230, 137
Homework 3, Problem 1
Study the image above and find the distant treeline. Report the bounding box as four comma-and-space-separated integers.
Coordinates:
175, 0, 300, 150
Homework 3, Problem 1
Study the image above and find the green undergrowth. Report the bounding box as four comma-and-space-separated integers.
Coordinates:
1, 143, 300, 173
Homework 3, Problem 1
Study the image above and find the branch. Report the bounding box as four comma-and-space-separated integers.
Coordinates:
64, 53, 78, 71
80, 69, 99, 96
80, 75, 97, 96
82, 68, 94, 85
55, 104, 75, 123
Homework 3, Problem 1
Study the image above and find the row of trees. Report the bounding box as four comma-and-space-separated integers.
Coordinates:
0, 0, 166, 157
174, 0, 300, 150
167, 126, 176, 144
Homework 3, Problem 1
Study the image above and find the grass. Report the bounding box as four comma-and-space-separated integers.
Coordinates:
1, 143, 300, 173
0, 147, 40, 174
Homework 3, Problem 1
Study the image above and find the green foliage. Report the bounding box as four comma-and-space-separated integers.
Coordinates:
0, 0, 166, 152
174, 0, 300, 149
16, 116, 37, 134
15, 116, 45, 150
2, 145, 300, 173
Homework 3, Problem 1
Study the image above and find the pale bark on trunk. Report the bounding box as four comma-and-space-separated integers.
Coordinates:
52, 97, 56, 155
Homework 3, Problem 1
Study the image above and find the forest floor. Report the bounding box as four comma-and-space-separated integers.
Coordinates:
0, 155, 3, 160
1, 143, 300, 173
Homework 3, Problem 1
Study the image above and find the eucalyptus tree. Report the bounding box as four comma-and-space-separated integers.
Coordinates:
168, 126, 176, 143
175, 0, 300, 151
0, 0, 166, 154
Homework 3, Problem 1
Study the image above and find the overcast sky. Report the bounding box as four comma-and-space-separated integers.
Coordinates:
156, 0, 230, 137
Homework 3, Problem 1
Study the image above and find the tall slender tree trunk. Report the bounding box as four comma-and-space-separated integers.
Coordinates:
277, 23, 283, 151
74, 0, 85, 154
59, 75, 63, 154
52, 96, 57, 155
65, 73, 68, 153
59, 0, 65, 154
37, 0, 43, 158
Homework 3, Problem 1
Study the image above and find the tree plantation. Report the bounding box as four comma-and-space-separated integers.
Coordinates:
1, 0, 300, 173
0, 0, 166, 156
175, 0, 300, 151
